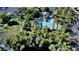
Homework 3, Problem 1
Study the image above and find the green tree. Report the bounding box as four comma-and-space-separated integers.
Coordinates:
53, 7, 77, 29
49, 29, 73, 51
0, 13, 9, 24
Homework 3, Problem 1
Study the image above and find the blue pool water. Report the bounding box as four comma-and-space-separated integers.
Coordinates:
36, 18, 57, 30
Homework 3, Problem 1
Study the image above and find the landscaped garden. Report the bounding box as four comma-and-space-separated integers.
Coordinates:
0, 7, 79, 51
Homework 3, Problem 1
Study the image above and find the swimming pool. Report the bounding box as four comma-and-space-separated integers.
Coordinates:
36, 18, 57, 30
